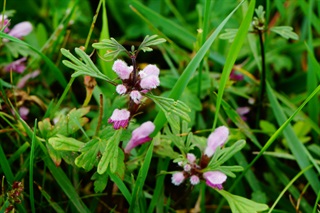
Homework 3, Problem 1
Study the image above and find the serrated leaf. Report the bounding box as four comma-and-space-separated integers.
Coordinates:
97, 129, 123, 174
75, 138, 103, 171
217, 190, 269, 213
91, 171, 109, 193
48, 134, 85, 151
270, 26, 299, 40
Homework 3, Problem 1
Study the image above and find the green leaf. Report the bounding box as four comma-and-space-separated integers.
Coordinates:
146, 93, 190, 130
61, 48, 113, 82
91, 171, 109, 193
260, 120, 277, 136
48, 134, 85, 151
46, 142, 62, 166
75, 138, 103, 171
92, 37, 127, 60
270, 26, 299, 40
97, 129, 123, 174
219, 28, 239, 42
152, 0, 246, 135
207, 140, 246, 169
216, 190, 269, 213
138, 35, 166, 52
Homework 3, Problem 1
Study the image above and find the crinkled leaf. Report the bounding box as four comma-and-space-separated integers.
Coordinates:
219, 28, 239, 42
270, 26, 299, 40
75, 138, 103, 171
146, 93, 190, 130
97, 129, 123, 174
61, 48, 113, 81
217, 190, 269, 213
91, 171, 109, 193
48, 134, 85, 151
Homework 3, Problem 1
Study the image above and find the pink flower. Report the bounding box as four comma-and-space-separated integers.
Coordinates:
17, 70, 40, 88
108, 109, 130, 130
236, 106, 250, 121
8, 21, 32, 39
171, 172, 185, 186
19, 106, 29, 120
139, 64, 160, 90
112, 59, 132, 80
4, 57, 27, 73
187, 153, 196, 164
116, 84, 127, 95
130, 90, 142, 104
183, 164, 191, 172
190, 175, 200, 185
124, 121, 155, 153
203, 171, 227, 190
204, 126, 229, 158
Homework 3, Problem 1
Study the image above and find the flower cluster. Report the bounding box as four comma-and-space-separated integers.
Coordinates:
108, 59, 160, 130
171, 126, 229, 190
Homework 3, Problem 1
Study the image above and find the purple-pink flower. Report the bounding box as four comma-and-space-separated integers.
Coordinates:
171, 172, 185, 186
4, 57, 27, 73
116, 84, 127, 95
139, 64, 160, 90
108, 109, 130, 130
8, 21, 32, 39
17, 70, 40, 88
112, 59, 132, 80
204, 126, 229, 158
130, 90, 142, 104
190, 175, 200, 185
203, 171, 227, 190
230, 69, 244, 81
124, 121, 155, 154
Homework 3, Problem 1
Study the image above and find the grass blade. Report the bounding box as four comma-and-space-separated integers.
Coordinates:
29, 119, 37, 213
129, 141, 154, 213
152, 0, 246, 135
212, 0, 255, 130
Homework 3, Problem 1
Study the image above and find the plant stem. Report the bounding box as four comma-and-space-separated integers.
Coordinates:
95, 94, 103, 136
255, 30, 266, 128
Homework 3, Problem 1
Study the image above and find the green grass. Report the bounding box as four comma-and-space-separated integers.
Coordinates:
0, 0, 319, 212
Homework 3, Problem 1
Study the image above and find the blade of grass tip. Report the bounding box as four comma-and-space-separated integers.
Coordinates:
0, 32, 67, 88
152, 0, 246, 136
268, 165, 313, 213
267, 82, 320, 193
217, 82, 320, 211
147, 158, 170, 213
129, 141, 154, 213
29, 119, 37, 213
212, 0, 255, 130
